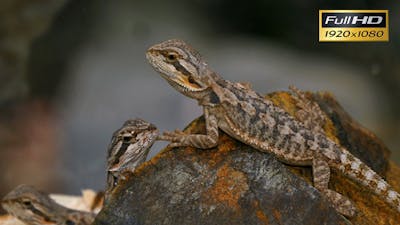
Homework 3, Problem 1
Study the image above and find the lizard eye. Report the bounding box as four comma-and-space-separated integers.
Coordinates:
123, 136, 132, 142
113, 177, 119, 186
22, 201, 32, 207
166, 53, 178, 62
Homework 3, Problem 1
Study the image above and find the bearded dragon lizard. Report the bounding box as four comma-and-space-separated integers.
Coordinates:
105, 118, 159, 202
1, 184, 95, 225
146, 39, 400, 217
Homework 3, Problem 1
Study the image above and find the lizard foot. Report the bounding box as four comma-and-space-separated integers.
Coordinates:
312, 156, 357, 218
323, 189, 357, 218
158, 129, 187, 147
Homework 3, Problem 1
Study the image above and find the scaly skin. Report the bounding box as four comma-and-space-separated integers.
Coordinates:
146, 39, 400, 217
1, 184, 95, 225
105, 119, 159, 202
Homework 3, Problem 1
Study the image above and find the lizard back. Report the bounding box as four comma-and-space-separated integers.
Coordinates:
209, 75, 341, 165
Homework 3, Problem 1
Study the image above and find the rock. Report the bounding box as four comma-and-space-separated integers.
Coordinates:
93, 91, 400, 225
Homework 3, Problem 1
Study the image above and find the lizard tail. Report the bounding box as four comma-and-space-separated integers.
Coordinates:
337, 150, 400, 213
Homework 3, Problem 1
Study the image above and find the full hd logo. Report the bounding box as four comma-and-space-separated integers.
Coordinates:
319, 10, 389, 42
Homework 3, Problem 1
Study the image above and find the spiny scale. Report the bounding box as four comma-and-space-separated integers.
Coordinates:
146, 39, 400, 217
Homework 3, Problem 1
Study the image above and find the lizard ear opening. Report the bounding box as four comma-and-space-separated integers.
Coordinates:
180, 75, 206, 91
188, 75, 196, 84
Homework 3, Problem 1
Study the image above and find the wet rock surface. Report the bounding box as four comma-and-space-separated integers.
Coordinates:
93, 91, 400, 225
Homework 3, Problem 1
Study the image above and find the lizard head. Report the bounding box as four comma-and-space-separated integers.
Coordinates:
1, 184, 62, 225
107, 118, 158, 172
146, 39, 211, 99
106, 119, 159, 194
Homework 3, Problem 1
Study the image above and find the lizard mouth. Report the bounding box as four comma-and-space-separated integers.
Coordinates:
161, 73, 207, 93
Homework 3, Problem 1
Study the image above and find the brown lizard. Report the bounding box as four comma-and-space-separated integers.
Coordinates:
1, 184, 95, 225
105, 118, 159, 202
146, 39, 400, 217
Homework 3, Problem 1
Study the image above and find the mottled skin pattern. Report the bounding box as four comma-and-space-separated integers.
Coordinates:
1, 184, 95, 225
105, 119, 159, 202
289, 85, 326, 134
146, 39, 400, 217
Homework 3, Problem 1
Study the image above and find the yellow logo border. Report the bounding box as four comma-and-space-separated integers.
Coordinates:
319, 10, 389, 42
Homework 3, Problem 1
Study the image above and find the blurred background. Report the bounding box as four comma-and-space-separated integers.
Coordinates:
0, 0, 399, 200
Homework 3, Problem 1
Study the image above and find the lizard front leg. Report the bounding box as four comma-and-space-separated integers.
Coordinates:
159, 107, 219, 149
312, 154, 357, 217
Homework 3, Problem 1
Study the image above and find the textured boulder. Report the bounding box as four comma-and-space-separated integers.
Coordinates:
93, 91, 400, 225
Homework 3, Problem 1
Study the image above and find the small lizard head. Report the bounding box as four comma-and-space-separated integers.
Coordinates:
106, 119, 159, 196
146, 39, 211, 99
1, 184, 62, 225
107, 118, 158, 172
